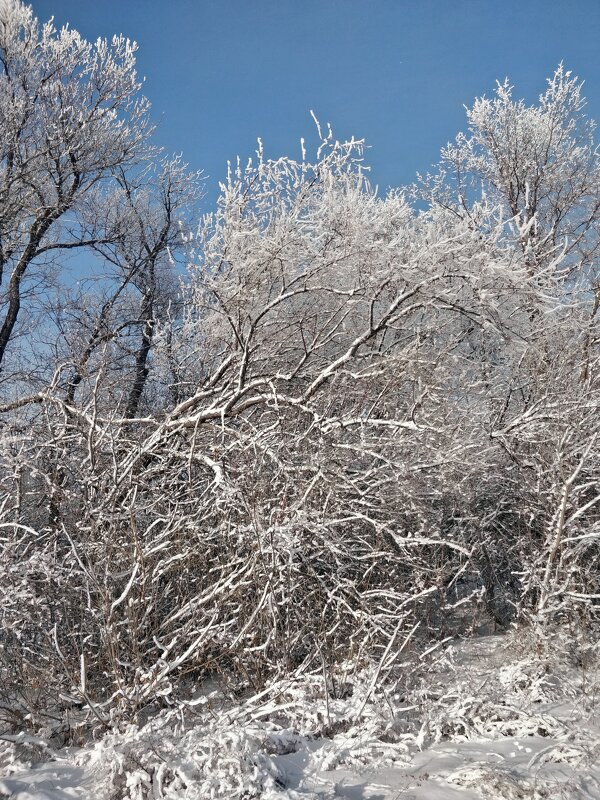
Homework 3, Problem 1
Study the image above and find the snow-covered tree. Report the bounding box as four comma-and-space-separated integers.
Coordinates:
418, 65, 600, 279
419, 66, 600, 630
0, 0, 153, 375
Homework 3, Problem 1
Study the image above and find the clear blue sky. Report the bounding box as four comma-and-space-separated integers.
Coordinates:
33, 0, 600, 211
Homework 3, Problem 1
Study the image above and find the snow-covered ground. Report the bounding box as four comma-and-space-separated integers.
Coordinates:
2, 631, 600, 799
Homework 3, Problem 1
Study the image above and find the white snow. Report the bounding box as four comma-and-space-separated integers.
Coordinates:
2, 630, 600, 799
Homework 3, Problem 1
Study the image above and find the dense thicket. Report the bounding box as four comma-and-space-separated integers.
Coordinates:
0, 2, 599, 733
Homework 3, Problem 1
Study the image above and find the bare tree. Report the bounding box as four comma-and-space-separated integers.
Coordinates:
61, 157, 201, 416
0, 0, 152, 376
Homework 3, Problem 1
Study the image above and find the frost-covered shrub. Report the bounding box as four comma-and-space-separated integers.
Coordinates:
0, 4, 599, 737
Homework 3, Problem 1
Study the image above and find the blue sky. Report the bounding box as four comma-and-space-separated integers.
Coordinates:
33, 1, 600, 211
